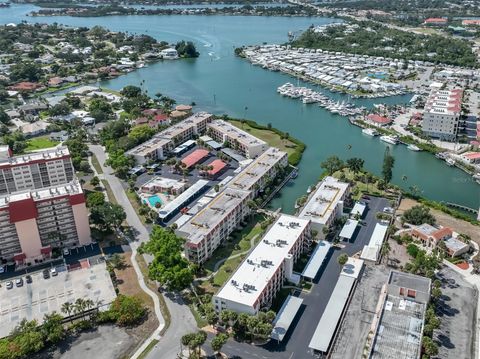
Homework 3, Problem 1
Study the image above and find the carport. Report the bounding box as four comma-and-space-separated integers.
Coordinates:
339, 219, 359, 241
270, 295, 304, 342
301, 240, 331, 281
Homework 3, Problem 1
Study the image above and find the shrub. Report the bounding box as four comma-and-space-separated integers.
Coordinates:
109, 295, 146, 326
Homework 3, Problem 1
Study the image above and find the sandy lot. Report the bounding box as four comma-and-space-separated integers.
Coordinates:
398, 198, 480, 242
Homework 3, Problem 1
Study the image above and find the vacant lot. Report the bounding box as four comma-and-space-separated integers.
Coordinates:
331, 264, 390, 359
25, 136, 59, 152
398, 198, 480, 242
435, 266, 477, 359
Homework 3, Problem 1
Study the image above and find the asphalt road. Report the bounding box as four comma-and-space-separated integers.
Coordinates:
89, 145, 197, 359
203, 196, 389, 359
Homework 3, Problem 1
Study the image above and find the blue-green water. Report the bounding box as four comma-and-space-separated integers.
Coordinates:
1, 6, 479, 212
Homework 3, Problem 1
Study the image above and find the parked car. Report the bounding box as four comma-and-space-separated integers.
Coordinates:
15, 278, 23, 287
25, 275, 32, 284
5, 281, 13, 289
383, 207, 394, 214
63, 248, 70, 256
0, 266, 4, 274
43, 269, 50, 279
50, 267, 58, 276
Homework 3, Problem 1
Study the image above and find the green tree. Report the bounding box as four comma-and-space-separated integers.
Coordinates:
41, 313, 65, 344
321, 155, 344, 175
86, 191, 105, 208
90, 176, 100, 187
107, 253, 126, 270
346, 157, 364, 174
109, 295, 146, 326
90, 202, 126, 232
401, 205, 436, 225
0, 109, 11, 125
422, 336, 438, 356
382, 147, 395, 183
337, 253, 348, 265
211, 333, 228, 355
121, 85, 142, 98
89, 97, 113, 122
9, 61, 43, 82
142, 226, 194, 291
175, 41, 199, 58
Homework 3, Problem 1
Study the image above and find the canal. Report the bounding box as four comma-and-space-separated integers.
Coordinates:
2, 5, 479, 212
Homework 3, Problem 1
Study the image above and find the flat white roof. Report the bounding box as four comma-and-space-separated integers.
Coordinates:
271, 295, 304, 341
158, 180, 209, 220
360, 223, 388, 262
299, 176, 349, 226
351, 202, 366, 218
309, 258, 363, 353
0, 146, 69, 168
208, 119, 267, 147
215, 214, 310, 308
179, 187, 251, 245
339, 219, 358, 240
228, 147, 287, 192
302, 240, 331, 280
141, 176, 185, 191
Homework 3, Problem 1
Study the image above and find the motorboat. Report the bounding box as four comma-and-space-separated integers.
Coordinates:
407, 144, 421, 151
362, 128, 378, 136
380, 135, 398, 145
446, 158, 455, 166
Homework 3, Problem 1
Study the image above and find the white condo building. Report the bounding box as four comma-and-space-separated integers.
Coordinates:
298, 176, 349, 236
207, 119, 269, 159
177, 187, 251, 264
228, 147, 288, 196
422, 88, 462, 141
213, 214, 312, 314
126, 112, 213, 164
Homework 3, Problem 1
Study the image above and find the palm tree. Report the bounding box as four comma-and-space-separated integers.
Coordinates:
381, 241, 391, 264
61, 301, 74, 321
74, 298, 86, 320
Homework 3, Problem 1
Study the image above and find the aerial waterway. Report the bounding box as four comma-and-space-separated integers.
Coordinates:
2, 5, 479, 213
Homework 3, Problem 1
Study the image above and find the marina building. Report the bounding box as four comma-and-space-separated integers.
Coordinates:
177, 187, 251, 264
227, 147, 288, 195
0, 146, 74, 195
298, 176, 350, 235
369, 271, 431, 359
0, 179, 91, 265
207, 119, 268, 159
213, 214, 312, 315
422, 88, 463, 141
126, 112, 213, 164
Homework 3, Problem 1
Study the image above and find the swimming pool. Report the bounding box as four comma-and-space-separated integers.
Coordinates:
147, 195, 162, 207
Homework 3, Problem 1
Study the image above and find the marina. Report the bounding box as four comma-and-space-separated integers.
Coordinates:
277, 83, 365, 116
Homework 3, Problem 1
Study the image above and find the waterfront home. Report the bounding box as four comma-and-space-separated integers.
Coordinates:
160, 48, 179, 59
410, 224, 453, 249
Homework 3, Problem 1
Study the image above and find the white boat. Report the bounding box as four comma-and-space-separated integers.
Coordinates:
362, 128, 378, 136
407, 144, 421, 151
307, 186, 312, 194
380, 135, 398, 145
446, 158, 455, 166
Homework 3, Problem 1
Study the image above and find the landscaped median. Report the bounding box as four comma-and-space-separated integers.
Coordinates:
225, 117, 306, 166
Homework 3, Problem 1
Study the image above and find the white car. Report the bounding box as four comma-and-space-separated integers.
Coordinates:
63, 248, 70, 256
5, 281, 13, 289
50, 268, 58, 276
0, 266, 5, 274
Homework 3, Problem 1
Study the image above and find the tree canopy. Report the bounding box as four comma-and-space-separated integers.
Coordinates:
401, 205, 436, 225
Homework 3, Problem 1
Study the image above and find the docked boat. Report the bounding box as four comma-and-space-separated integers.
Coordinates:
291, 170, 298, 179
446, 158, 455, 166
380, 135, 398, 145
407, 144, 421, 151
307, 186, 312, 194
362, 128, 378, 136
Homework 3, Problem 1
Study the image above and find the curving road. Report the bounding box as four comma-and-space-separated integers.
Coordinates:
89, 145, 197, 359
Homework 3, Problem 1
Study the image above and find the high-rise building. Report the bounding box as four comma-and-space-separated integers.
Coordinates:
422, 88, 462, 141
0, 146, 91, 265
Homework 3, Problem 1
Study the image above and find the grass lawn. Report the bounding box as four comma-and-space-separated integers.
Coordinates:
101, 179, 118, 205
137, 339, 159, 359
91, 154, 104, 174
200, 215, 266, 293
25, 136, 59, 152
229, 120, 299, 159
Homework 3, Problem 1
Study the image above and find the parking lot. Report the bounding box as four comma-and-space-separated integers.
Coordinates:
0, 261, 116, 337
133, 144, 241, 226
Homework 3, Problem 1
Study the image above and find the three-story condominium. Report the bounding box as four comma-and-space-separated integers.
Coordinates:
227, 147, 288, 196
422, 88, 463, 141
176, 187, 251, 264
213, 214, 311, 314
126, 112, 213, 164
207, 119, 269, 159
298, 176, 349, 236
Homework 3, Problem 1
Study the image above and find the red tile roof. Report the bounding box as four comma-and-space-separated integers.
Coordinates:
181, 149, 209, 168
432, 227, 453, 240
367, 114, 392, 124
207, 159, 227, 176
425, 18, 447, 23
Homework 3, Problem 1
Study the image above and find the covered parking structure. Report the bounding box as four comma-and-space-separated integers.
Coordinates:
339, 219, 359, 242
271, 295, 304, 342
308, 258, 364, 356
301, 240, 332, 281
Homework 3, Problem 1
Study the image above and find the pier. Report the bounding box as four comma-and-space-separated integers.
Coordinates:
441, 202, 479, 215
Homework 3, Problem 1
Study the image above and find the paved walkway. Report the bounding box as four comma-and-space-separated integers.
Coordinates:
89, 145, 197, 359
